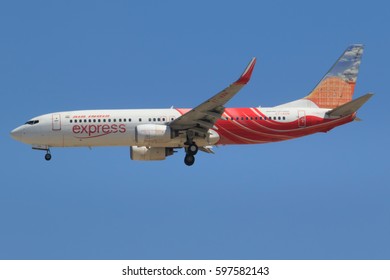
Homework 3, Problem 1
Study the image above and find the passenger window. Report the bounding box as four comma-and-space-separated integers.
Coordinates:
84, 119, 87, 123
113, 119, 116, 122
98, 119, 101, 122
139, 118, 142, 122
129, 118, 132, 122
158, 118, 161, 121
88, 119, 91, 123
108, 119, 111, 122
70, 120, 73, 123
278, 117, 281, 120
283, 116, 286, 120
153, 118, 156, 122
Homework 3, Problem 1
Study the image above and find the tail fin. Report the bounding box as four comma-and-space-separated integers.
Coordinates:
305, 44, 364, 108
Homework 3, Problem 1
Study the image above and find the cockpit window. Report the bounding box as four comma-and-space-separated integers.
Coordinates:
25, 120, 39, 125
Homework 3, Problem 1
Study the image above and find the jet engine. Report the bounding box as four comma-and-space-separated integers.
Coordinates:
130, 146, 174, 161
135, 124, 172, 145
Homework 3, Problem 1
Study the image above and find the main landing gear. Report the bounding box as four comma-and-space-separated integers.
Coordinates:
184, 143, 198, 166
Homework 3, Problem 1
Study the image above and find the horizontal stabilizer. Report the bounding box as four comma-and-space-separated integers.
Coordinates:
326, 93, 373, 117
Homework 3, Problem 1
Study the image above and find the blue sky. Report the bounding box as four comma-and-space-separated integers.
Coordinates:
1, 0, 389, 259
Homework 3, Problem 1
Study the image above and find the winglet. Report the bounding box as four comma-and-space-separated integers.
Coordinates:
235, 57, 257, 85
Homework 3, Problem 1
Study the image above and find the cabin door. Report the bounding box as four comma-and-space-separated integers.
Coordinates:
298, 110, 306, 128
52, 114, 61, 131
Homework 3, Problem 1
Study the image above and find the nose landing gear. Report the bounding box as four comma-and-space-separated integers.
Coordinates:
44, 149, 51, 161
32, 145, 52, 161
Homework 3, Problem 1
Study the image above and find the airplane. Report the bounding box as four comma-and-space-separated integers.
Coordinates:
10, 44, 372, 166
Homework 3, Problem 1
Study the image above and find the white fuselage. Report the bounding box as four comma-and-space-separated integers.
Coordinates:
11, 106, 341, 149
11, 108, 221, 148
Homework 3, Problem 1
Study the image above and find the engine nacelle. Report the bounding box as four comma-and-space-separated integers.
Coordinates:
130, 146, 174, 161
136, 124, 172, 145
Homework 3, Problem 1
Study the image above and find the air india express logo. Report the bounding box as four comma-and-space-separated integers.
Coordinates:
72, 124, 126, 138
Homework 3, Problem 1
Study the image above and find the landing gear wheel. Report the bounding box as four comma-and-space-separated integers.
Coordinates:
45, 152, 51, 161
187, 144, 198, 155
184, 154, 195, 166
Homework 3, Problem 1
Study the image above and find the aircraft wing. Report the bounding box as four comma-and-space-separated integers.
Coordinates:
169, 58, 256, 135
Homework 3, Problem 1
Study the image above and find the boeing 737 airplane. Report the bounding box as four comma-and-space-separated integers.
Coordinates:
11, 45, 372, 166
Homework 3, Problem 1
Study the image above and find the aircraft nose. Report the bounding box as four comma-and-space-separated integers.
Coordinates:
10, 126, 23, 141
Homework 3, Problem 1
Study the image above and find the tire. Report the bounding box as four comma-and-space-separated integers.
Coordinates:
45, 153, 52, 161
188, 144, 198, 155
184, 154, 195, 166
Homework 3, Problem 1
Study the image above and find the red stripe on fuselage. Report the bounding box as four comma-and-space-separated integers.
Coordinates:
215, 108, 354, 145
176, 108, 354, 145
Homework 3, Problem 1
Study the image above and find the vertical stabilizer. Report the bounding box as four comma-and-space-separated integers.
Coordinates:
305, 44, 364, 108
